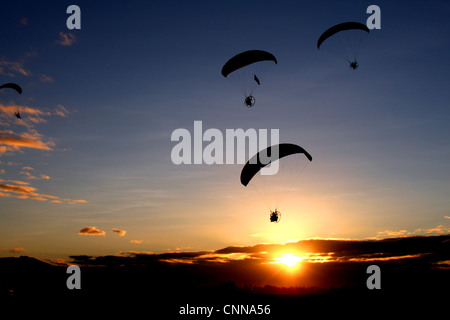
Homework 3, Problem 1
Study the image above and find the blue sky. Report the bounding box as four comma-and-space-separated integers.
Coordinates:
0, 0, 449, 259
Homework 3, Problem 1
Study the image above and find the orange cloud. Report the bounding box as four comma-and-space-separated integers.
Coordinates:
0, 182, 38, 195
9, 247, 25, 253
112, 229, 127, 236
0, 180, 86, 204
78, 227, 105, 236
130, 240, 143, 244
0, 131, 53, 151
0, 58, 31, 77
56, 32, 77, 46
63, 199, 87, 204
376, 225, 450, 238
19, 171, 50, 180
0, 104, 51, 118
5, 180, 30, 185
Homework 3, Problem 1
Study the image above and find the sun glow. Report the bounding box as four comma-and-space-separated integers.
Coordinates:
275, 254, 304, 268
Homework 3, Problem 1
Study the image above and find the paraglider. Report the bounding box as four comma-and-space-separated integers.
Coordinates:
0, 83, 23, 119
317, 22, 370, 69
270, 209, 281, 223
240, 143, 312, 223
221, 50, 277, 107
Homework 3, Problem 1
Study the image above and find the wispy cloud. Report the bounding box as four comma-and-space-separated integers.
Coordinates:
0, 58, 32, 77
54, 105, 70, 117
8, 247, 25, 253
78, 227, 105, 236
39, 74, 53, 83
375, 225, 450, 238
0, 179, 86, 204
19, 170, 50, 180
0, 130, 53, 153
55, 32, 77, 46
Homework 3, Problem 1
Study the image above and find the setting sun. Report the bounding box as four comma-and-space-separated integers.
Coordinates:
275, 254, 304, 268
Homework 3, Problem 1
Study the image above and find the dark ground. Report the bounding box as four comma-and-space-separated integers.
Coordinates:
2, 235, 449, 318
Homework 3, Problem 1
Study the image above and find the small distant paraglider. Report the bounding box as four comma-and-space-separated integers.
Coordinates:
317, 22, 370, 69
0, 83, 23, 119
221, 50, 277, 107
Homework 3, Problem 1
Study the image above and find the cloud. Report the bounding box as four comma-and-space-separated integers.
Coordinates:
8, 247, 25, 253
0, 58, 32, 77
112, 228, 127, 236
0, 103, 51, 122
78, 227, 105, 236
54, 105, 70, 117
130, 240, 143, 244
39, 74, 54, 83
62, 199, 87, 204
19, 171, 50, 180
0, 50, 36, 78
0, 103, 71, 157
0, 179, 86, 203
55, 32, 77, 46
0, 182, 38, 196
44, 258, 70, 267
375, 225, 450, 238
68, 235, 448, 268
5, 180, 30, 185
0, 131, 53, 154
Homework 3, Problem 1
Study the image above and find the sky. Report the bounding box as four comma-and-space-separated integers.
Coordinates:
0, 0, 449, 261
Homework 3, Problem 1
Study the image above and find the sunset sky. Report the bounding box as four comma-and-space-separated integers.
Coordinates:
1, 0, 449, 262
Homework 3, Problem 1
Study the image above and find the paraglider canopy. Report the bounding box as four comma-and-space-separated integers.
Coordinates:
317, 22, 369, 49
221, 50, 277, 78
0, 83, 22, 94
240, 143, 312, 187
